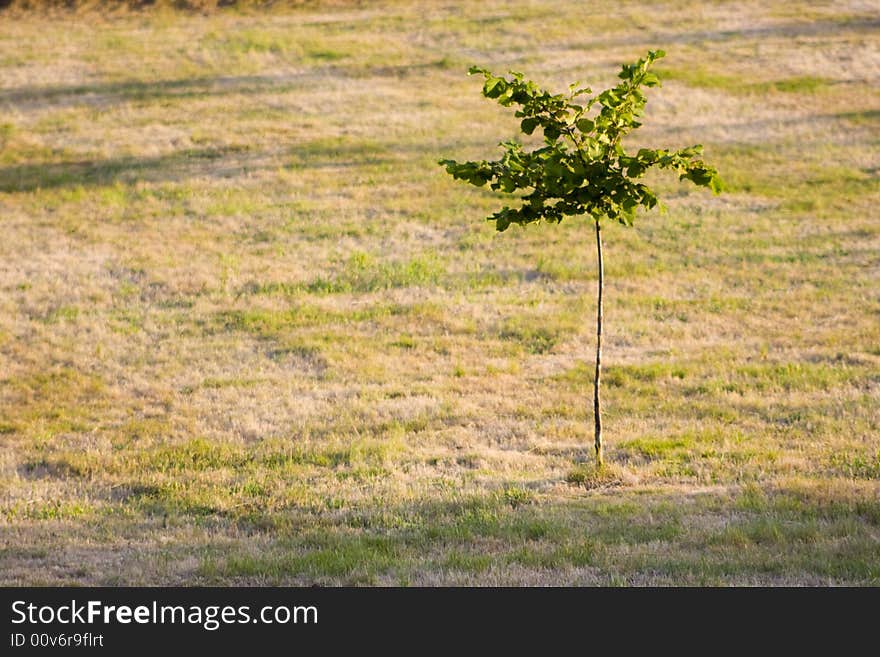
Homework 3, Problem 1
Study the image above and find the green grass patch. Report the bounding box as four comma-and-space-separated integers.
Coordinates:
306, 251, 446, 294
829, 452, 880, 480
659, 67, 833, 95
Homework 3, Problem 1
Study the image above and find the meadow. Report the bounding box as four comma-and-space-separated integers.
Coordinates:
0, 0, 878, 585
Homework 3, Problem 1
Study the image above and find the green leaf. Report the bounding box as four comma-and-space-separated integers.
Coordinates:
681, 165, 717, 187
642, 72, 660, 87
484, 77, 506, 98
575, 118, 594, 133
520, 117, 540, 135
676, 145, 703, 158
586, 139, 603, 159
625, 161, 646, 177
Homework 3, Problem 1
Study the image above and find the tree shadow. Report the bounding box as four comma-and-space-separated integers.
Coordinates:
0, 73, 315, 112
0, 145, 272, 193
8, 477, 878, 584
0, 135, 470, 192
564, 16, 880, 51
654, 108, 880, 143
0, 60, 458, 112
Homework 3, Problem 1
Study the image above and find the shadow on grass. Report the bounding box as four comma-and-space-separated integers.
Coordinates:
223, 486, 879, 584
0, 132, 476, 192
0, 74, 313, 112
656, 109, 880, 143
120, 481, 880, 585
569, 16, 880, 51
0, 145, 269, 192
4, 475, 879, 584
0, 60, 461, 112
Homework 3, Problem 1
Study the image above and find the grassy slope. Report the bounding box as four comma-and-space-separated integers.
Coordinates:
0, 0, 878, 585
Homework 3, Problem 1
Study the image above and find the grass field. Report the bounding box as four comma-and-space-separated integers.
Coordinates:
1, 0, 878, 585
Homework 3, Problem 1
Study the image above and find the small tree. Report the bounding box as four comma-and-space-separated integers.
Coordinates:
440, 50, 721, 467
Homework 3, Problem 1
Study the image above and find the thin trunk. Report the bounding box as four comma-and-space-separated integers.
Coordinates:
593, 218, 604, 467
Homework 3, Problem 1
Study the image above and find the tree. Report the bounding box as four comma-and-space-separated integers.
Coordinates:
440, 50, 721, 467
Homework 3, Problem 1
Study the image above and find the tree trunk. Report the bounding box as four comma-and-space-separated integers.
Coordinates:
593, 218, 604, 467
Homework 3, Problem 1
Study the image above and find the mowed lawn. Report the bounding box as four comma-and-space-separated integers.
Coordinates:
1, 0, 878, 585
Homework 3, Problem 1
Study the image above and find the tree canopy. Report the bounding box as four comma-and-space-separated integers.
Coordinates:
440, 50, 723, 232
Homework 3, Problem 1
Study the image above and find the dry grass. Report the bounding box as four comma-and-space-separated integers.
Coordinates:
0, 0, 878, 585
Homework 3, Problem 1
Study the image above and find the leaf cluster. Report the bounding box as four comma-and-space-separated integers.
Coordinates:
439, 51, 722, 231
